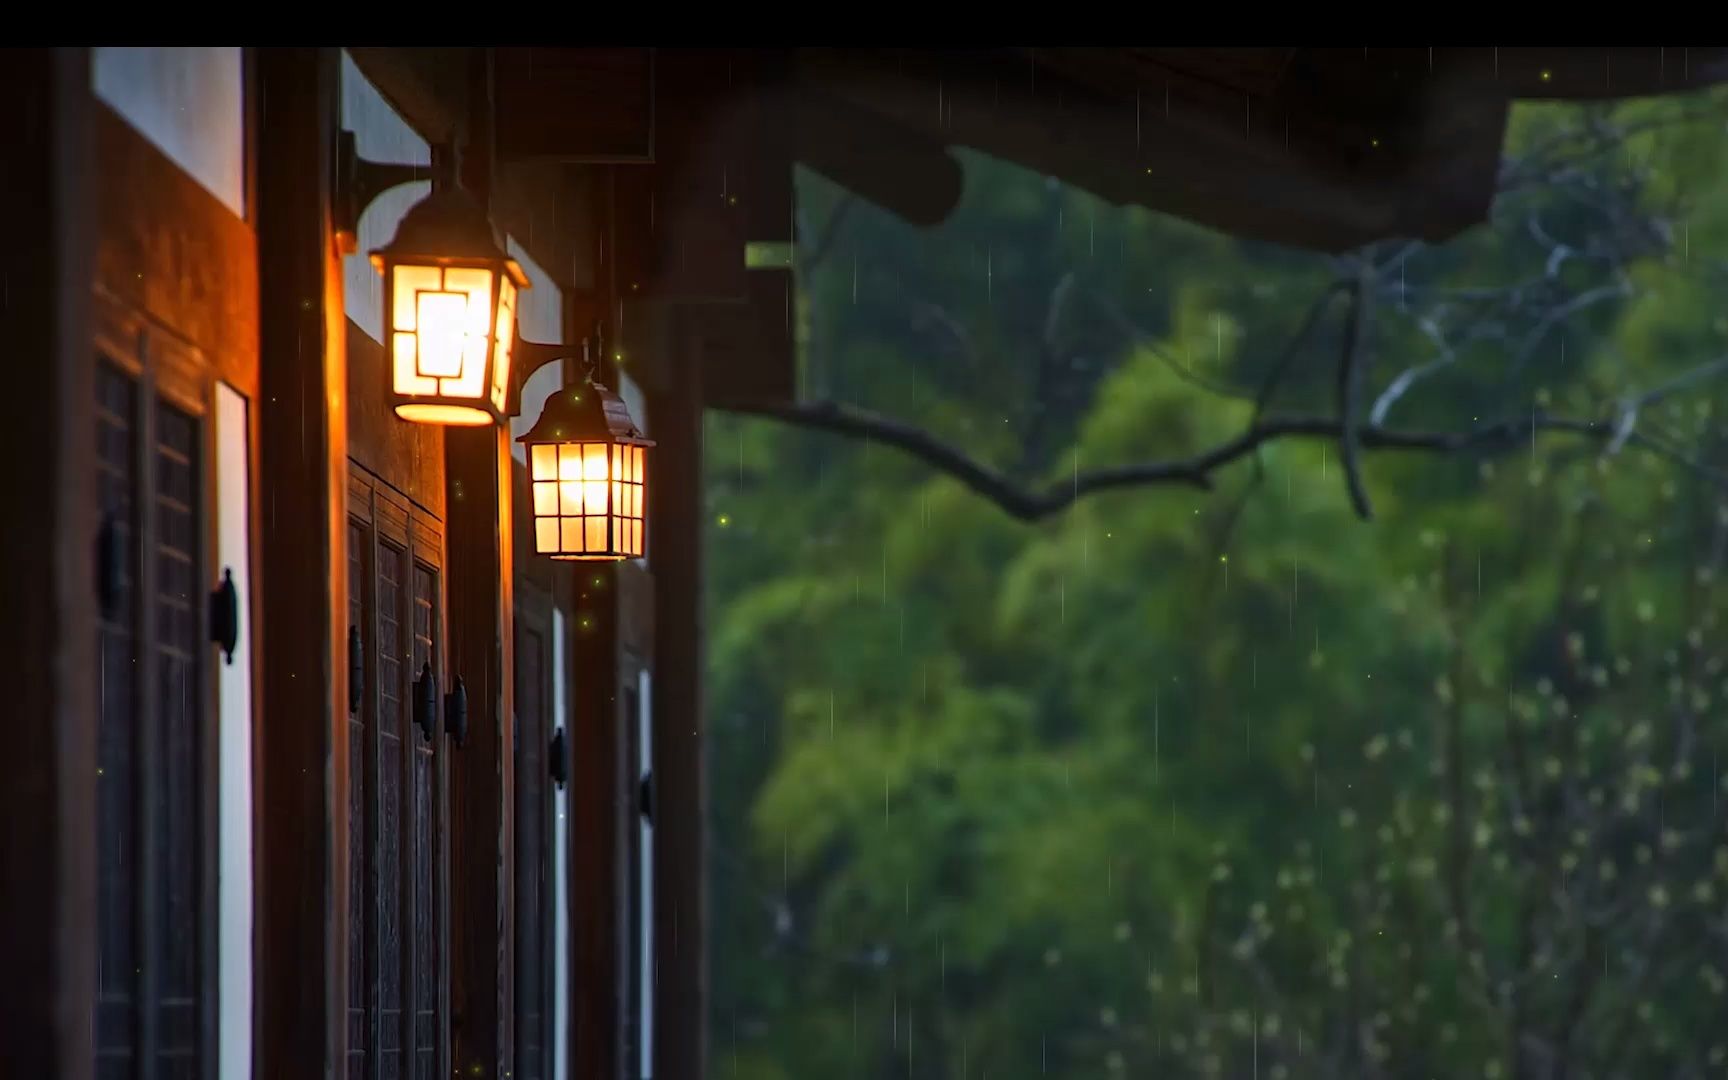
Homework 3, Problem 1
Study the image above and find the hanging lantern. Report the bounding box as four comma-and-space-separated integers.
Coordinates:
370, 185, 528, 426
516, 379, 654, 561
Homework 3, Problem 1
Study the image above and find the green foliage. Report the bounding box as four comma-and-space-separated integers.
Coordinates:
706, 89, 1728, 1077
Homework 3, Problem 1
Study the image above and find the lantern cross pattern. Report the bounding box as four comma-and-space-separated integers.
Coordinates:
369, 181, 528, 427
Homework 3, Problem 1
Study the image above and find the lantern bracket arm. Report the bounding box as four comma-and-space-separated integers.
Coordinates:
516, 337, 575, 383
334, 129, 449, 255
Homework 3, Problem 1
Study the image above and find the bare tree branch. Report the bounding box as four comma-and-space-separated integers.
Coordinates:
1251, 282, 1349, 424
1091, 291, 1255, 402
1016, 272, 1078, 474
721, 397, 1728, 523
1337, 266, 1376, 520
1369, 315, 1457, 426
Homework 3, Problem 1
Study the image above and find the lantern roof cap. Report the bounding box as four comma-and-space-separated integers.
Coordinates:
517, 379, 654, 446
369, 185, 530, 287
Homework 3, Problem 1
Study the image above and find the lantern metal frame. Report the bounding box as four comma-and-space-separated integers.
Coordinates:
370, 187, 529, 427
515, 371, 655, 562
337, 132, 531, 427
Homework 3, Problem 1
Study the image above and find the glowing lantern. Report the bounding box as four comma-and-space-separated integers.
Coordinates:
370, 185, 528, 426
516, 379, 653, 561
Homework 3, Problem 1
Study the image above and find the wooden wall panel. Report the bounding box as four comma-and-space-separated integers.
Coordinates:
92, 104, 259, 400
345, 320, 446, 520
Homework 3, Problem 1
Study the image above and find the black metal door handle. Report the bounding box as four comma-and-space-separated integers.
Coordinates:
549, 727, 568, 789
209, 568, 238, 665
96, 513, 123, 620
413, 662, 438, 742
348, 625, 364, 715
445, 677, 468, 748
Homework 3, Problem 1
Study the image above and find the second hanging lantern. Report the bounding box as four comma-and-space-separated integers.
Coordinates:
516, 378, 654, 561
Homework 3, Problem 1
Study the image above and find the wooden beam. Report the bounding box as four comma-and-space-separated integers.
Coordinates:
1420, 46, 1728, 101
494, 47, 655, 162
648, 313, 709, 1080
345, 46, 464, 145
0, 45, 96, 1080
255, 45, 348, 1080
492, 157, 585, 289
793, 87, 963, 228
689, 270, 796, 408
792, 48, 1466, 252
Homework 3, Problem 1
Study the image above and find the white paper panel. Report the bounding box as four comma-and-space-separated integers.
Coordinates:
93, 47, 246, 218
339, 50, 432, 342
214, 383, 254, 1080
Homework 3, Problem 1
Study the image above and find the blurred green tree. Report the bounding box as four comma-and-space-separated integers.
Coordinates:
706, 88, 1728, 1079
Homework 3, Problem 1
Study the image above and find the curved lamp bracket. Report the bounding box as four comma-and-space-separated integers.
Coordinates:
334, 129, 448, 255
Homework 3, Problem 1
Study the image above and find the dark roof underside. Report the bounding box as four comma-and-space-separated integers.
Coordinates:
791, 47, 1728, 252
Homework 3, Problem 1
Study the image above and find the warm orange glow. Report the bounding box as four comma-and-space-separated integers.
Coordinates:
394, 403, 495, 425
490, 277, 516, 413
383, 260, 515, 425
416, 290, 468, 376
526, 439, 646, 560
371, 184, 528, 428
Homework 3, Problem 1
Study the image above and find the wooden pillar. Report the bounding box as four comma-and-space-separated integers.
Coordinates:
445, 420, 515, 1075
569, 552, 627, 1079
649, 320, 708, 1080
254, 45, 348, 1080
0, 45, 96, 1080
447, 45, 515, 1079
568, 166, 629, 1080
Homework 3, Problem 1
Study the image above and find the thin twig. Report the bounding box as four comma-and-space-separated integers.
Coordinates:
720, 399, 1728, 523
1090, 291, 1255, 402
1337, 266, 1375, 520
1251, 282, 1349, 425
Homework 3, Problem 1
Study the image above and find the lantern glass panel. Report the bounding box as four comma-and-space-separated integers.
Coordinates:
490, 277, 516, 413
582, 443, 607, 480
415, 290, 468, 377
530, 444, 557, 481
517, 380, 650, 561
384, 260, 510, 426
517, 436, 648, 560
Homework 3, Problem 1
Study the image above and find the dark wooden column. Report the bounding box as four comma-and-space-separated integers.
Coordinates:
649, 320, 708, 1080
0, 45, 96, 1080
445, 419, 515, 1075
255, 45, 348, 1080
568, 166, 629, 1080
447, 46, 515, 1079
569, 552, 626, 1080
